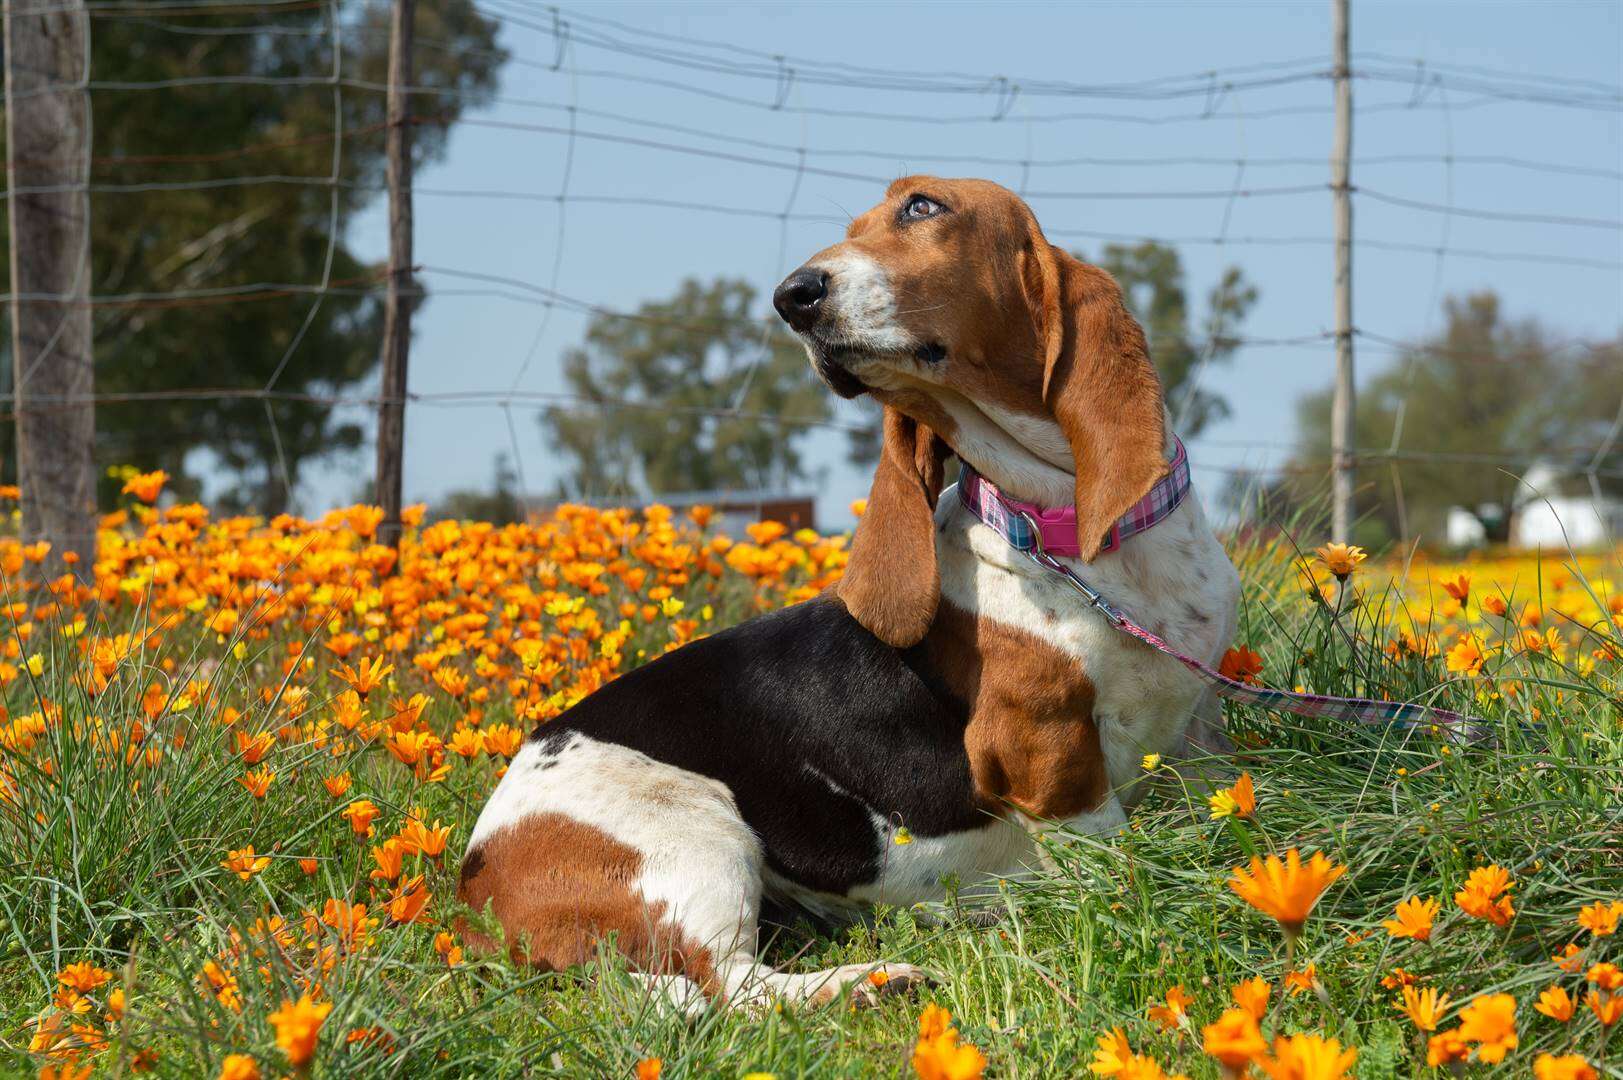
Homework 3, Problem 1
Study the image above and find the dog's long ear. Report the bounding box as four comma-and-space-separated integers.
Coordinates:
839, 407, 951, 648
1023, 240, 1167, 561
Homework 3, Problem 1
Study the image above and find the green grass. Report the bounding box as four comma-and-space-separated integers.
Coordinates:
2, 529, 1620, 1079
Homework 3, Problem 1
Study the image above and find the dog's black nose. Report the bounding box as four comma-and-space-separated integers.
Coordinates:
773, 267, 828, 333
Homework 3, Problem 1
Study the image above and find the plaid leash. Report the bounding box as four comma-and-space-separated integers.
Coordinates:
957, 465, 1491, 743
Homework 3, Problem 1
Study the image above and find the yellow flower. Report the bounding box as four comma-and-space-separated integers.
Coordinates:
268, 993, 332, 1067
1399, 985, 1451, 1032
1140, 753, 1162, 771
1090, 1028, 1134, 1076
1208, 772, 1256, 820
1381, 895, 1439, 941
1258, 1033, 1357, 1080
1313, 542, 1366, 580
1228, 849, 1347, 936
25, 653, 44, 677
1533, 1054, 1597, 1080
1456, 992, 1517, 1063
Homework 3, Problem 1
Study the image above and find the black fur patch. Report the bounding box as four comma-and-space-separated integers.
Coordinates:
532, 596, 989, 898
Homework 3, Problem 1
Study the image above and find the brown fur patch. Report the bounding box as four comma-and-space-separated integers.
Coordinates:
840, 408, 951, 648
925, 600, 1112, 821
457, 813, 716, 990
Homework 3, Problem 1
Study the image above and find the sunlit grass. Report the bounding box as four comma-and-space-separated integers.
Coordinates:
1, 488, 1618, 1077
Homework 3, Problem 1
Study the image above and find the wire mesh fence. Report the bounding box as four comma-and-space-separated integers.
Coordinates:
3, 0, 1620, 572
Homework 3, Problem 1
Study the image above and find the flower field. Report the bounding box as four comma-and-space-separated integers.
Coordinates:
2, 477, 1619, 1079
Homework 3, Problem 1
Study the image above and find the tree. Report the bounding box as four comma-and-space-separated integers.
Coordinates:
0, 4, 506, 513
1090, 242, 1258, 438
1287, 292, 1623, 544
541, 278, 833, 497
841, 241, 1256, 467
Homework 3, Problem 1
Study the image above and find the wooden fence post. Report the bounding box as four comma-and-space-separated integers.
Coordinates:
375, 0, 415, 549
5, 0, 95, 581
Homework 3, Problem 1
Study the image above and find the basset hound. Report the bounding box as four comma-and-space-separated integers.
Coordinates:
458, 177, 1241, 1009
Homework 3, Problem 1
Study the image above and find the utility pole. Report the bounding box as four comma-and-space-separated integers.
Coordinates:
1330, 0, 1355, 542
5, 0, 95, 581
375, 0, 415, 548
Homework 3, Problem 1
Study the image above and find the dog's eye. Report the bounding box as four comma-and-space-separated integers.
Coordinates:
902, 195, 944, 220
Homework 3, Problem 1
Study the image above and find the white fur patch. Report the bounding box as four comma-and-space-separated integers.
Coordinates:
812, 250, 916, 353
469, 733, 765, 959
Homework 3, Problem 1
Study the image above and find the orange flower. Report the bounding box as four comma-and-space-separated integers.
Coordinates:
1553, 943, 1585, 972
384, 875, 431, 924
1218, 646, 1264, 686
298, 857, 319, 876
1535, 984, 1575, 1022
1456, 992, 1518, 1063
1454, 865, 1515, 926
1585, 991, 1622, 1026
1445, 637, 1486, 676
1589, 962, 1623, 991
1258, 1032, 1357, 1080
1147, 984, 1194, 1031
1382, 895, 1439, 942
1313, 542, 1366, 580
322, 772, 352, 798
57, 962, 113, 993
267, 993, 331, 1067
1283, 965, 1318, 996
233, 729, 275, 765
1230, 977, 1271, 1020
398, 818, 451, 858
341, 799, 381, 837
1399, 985, 1451, 1032
1534, 1054, 1597, 1080
237, 767, 274, 799
1426, 1029, 1469, 1068
1228, 849, 1346, 936
434, 931, 463, 967
220, 846, 270, 881
635, 1060, 662, 1080
332, 656, 392, 698
911, 1003, 987, 1080
218, 1053, 262, 1080
1578, 900, 1622, 937
446, 727, 484, 758
1202, 1008, 1267, 1074
369, 838, 407, 882
1441, 573, 1470, 604
1481, 595, 1508, 618
1208, 772, 1256, 820
121, 470, 168, 503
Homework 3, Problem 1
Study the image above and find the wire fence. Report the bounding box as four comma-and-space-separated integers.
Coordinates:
3, 0, 1621, 556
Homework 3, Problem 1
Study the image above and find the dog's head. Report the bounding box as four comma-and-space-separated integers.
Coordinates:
775, 176, 1167, 647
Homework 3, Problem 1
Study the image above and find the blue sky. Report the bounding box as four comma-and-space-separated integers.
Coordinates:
313, 0, 1622, 528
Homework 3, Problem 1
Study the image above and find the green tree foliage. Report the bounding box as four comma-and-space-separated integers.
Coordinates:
1090, 241, 1258, 438
1286, 292, 1623, 544
0, 5, 505, 513
541, 278, 833, 497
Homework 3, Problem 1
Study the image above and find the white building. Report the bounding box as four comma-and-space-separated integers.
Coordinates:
1508, 461, 1623, 550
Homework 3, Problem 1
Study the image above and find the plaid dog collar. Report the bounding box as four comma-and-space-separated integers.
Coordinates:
957, 436, 1190, 557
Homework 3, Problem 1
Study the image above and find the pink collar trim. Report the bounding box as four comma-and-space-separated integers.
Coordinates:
957, 437, 1190, 558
